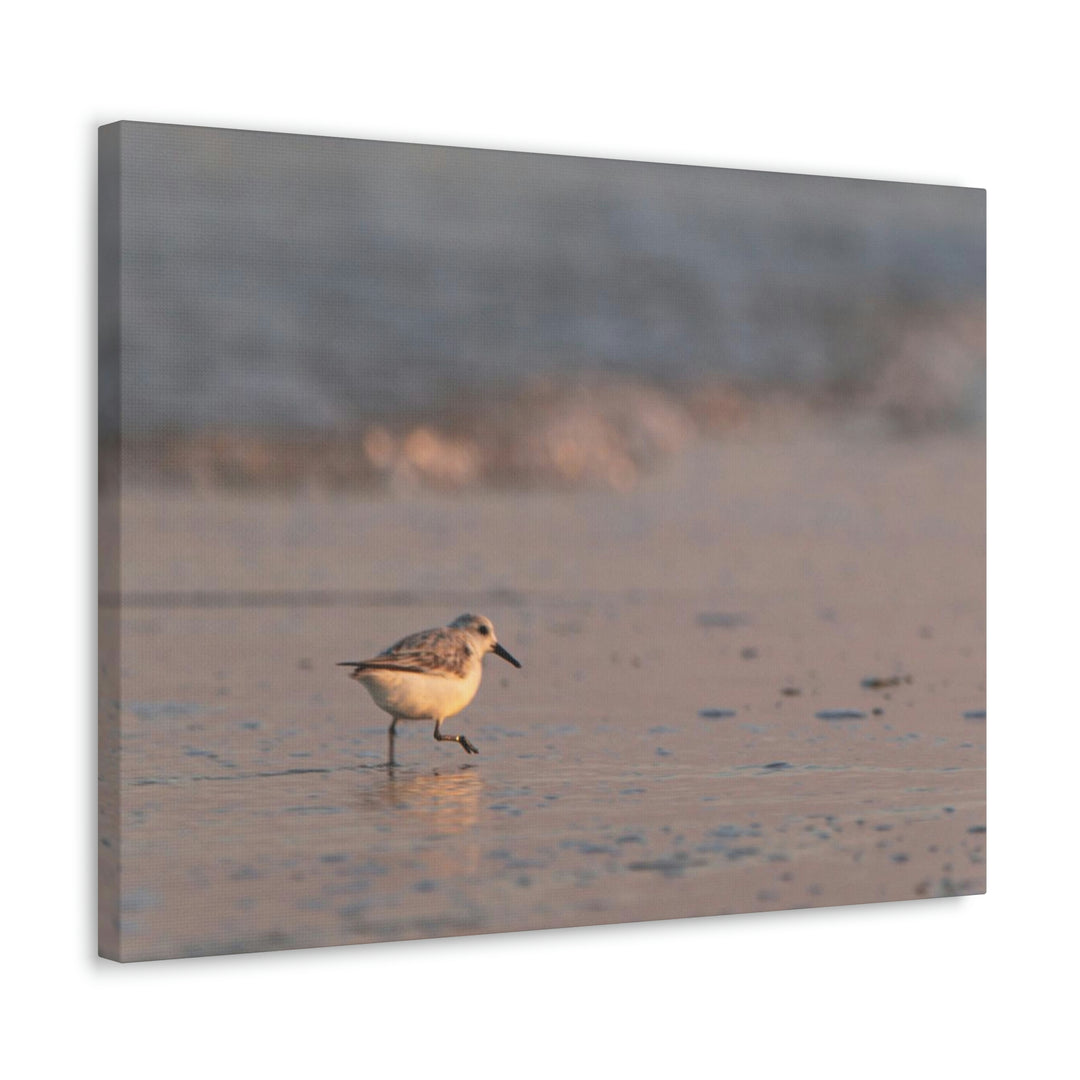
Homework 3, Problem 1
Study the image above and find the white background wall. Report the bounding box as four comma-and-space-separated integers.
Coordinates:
5, 3, 1074, 1077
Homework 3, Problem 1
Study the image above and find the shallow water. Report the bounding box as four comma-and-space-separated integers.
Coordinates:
101, 435, 986, 960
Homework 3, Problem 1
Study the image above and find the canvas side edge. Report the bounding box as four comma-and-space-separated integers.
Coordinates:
98, 122, 123, 961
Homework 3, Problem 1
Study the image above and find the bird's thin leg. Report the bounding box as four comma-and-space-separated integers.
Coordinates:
433, 717, 479, 755
387, 716, 399, 767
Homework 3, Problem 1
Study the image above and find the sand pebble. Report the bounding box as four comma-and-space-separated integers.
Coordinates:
696, 612, 749, 628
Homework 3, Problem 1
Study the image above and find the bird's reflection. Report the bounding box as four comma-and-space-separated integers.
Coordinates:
354, 765, 484, 835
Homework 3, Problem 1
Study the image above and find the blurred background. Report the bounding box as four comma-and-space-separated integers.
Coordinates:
103, 122, 984, 493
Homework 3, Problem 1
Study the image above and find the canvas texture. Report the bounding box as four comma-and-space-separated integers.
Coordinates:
98, 122, 986, 962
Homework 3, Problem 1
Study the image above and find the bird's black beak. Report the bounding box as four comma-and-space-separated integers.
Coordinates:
493, 642, 522, 668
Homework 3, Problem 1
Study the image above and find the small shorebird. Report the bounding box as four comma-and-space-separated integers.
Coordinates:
338, 613, 522, 763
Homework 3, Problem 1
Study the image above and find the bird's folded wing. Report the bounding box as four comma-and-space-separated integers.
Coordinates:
342, 627, 471, 678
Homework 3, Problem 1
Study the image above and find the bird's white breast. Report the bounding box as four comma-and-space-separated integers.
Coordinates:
357, 663, 482, 720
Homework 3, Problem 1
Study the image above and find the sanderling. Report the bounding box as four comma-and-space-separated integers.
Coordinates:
338, 613, 521, 763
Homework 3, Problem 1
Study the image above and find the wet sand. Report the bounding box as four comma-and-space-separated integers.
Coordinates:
100, 430, 985, 961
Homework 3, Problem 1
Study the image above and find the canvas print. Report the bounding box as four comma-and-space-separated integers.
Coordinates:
98, 122, 985, 962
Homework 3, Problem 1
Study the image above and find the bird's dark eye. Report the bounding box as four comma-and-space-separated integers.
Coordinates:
478, 625, 489, 635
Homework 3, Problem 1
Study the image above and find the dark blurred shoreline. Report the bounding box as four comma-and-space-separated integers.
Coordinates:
103, 123, 985, 446
107, 335, 983, 495
101, 124, 984, 496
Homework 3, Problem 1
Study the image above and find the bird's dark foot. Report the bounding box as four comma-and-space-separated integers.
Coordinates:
459, 736, 479, 755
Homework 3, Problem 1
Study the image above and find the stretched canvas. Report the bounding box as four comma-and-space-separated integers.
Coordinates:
98, 122, 986, 962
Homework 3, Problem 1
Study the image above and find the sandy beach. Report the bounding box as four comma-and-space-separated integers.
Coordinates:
100, 428, 985, 960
